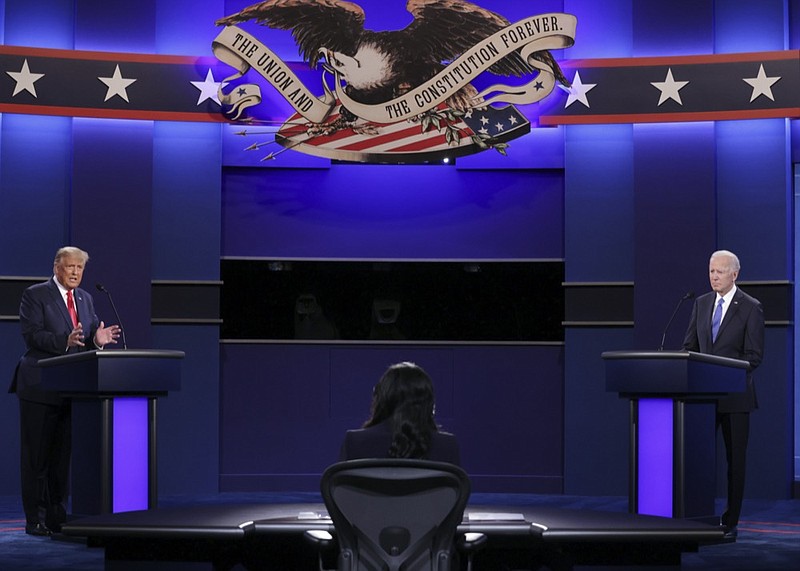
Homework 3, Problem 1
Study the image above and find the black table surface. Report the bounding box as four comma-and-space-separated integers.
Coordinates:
62, 502, 725, 544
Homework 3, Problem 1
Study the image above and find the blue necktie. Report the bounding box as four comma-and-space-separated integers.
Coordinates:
711, 298, 724, 342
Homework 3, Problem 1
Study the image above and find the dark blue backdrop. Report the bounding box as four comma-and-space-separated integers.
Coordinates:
0, 0, 796, 500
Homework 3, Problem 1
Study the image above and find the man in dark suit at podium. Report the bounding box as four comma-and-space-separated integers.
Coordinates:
682, 250, 764, 540
8, 246, 120, 536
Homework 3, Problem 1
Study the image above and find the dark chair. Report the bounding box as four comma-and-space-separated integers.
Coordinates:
316, 458, 472, 571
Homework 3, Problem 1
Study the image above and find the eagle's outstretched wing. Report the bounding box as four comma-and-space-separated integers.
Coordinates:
216, 0, 366, 68
404, 0, 569, 85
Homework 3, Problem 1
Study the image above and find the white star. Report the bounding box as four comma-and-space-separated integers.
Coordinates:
98, 65, 137, 102
494, 122, 505, 132
478, 127, 489, 135
651, 68, 689, 106
190, 68, 228, 105
559, 71, 597, 108
6, 59, 45, 97
508, 115, 518, 125
743, 64, 781, 102
480, 115, 490, 125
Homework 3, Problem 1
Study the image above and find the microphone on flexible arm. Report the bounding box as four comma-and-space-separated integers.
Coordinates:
96, 283, 128, 349
659, 291, 695, 351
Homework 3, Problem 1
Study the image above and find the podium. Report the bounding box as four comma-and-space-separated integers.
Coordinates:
602, 350, 748, 520
38, 349, 183, 516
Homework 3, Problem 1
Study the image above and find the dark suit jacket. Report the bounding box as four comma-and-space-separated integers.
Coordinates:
682, 287, 764, 413
339, 421, 461, 465
9, 278, 100, 405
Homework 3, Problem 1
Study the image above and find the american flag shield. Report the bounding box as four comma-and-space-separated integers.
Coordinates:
275, 101, 530, 163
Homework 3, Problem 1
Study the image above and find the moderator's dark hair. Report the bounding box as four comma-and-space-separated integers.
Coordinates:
363, 361, 438, 459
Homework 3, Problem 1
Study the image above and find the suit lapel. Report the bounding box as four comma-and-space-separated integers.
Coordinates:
73, 288, 87, 326
697, 294, 714, 348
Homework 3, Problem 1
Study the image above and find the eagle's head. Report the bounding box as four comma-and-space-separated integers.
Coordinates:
325, 41, 395, 93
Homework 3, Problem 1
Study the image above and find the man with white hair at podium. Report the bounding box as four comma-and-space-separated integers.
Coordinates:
682, 249, 764, 541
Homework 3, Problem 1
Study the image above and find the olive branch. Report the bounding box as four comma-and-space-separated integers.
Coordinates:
414, 108, 510, 155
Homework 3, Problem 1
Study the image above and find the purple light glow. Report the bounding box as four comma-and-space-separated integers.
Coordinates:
637, 398, 673, 517
113, 397, 149, 513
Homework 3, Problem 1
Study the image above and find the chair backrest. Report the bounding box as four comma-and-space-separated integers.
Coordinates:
321, 459, 471, 571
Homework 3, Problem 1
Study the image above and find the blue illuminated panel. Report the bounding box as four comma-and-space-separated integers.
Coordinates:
113, 397, 149, 513
637, 398, 673, 517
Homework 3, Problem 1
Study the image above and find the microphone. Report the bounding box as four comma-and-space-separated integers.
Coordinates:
659, 291, 695, 351
96, 283, 128, 349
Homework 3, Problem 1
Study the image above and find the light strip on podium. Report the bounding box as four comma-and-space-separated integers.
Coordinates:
113, 397, 149, 512
637, 398, 673, 517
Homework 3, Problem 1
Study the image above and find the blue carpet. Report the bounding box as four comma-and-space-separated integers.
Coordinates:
1, 493, 799, 570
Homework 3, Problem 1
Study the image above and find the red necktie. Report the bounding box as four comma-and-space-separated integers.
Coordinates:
67, 290, 78, 328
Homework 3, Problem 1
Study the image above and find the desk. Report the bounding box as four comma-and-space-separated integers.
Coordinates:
63, 502, 725, 570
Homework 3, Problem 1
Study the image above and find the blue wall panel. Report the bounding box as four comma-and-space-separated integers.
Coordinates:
792, 0, 800, 49
151, 1, 226, 498
716, 119, 792, 279
220, 343, 565, 493
793, 120, 800, 163
714, 0, 788, 53
71, 118, 154, 350
742, 328, 794, 498
564, 124, 634, 282
150, 122, 223, 497
0, 115, 72, 275
152, 122, 223, 280
795, 164, 800, 481
564, 0, 632, 58
220, 343, 343, 491
153, 325, 220, 495
632, 122, 716, 349
560, 0, 635, 498
156, 0, 225, 56
0, 323, 27, 494
3, 0, 73, 48
633, 0, 714, 57
716, 118, 794, 494
222, 167, 564, 260
451, 344, 564, 492
74, 0, 155, 53
564, 328, 633, 495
